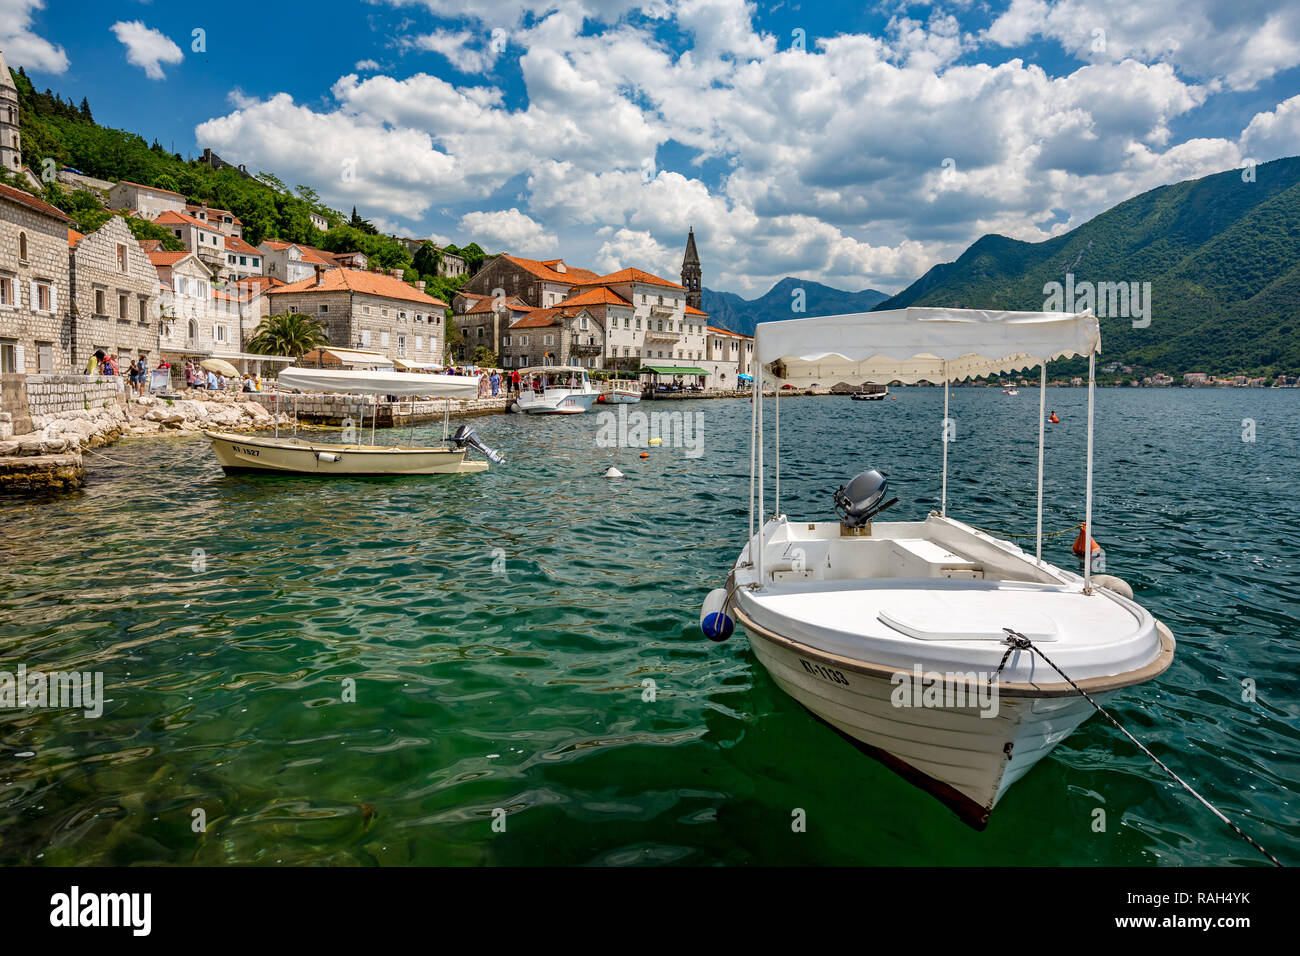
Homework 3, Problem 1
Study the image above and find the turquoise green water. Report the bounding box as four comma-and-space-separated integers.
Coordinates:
0, 389, 1296, 865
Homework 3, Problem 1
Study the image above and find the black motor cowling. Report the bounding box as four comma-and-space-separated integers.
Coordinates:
832, 468, 897, 527
452, 425, 504, 464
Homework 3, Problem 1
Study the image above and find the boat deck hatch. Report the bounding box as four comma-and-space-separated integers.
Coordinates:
878, 595, 1059, 642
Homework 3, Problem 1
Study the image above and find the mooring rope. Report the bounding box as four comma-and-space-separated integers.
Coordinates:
973, 522, 1082, 540
1000, 628, 1283, 867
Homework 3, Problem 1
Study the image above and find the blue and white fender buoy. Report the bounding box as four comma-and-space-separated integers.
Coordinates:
700, 587, 734, 642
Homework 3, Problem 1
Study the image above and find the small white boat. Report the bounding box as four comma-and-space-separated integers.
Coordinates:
1003, 385, 1020, 395
207, 366, 502, 476
850, 385, 888, 401
702, 307, 1175, 828
512, 365, 599, 414
600, 378, 642, 404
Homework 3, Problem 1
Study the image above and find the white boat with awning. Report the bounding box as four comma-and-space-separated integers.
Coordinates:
701, 307, 1175, 828
206, 366, 502, 476
511, 365, 599, 414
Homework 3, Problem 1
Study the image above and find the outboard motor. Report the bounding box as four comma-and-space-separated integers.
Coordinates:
832, 468, 898, 529
452, 425, 504, 464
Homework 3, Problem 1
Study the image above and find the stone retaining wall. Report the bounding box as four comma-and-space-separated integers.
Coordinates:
23, 374, 125, 417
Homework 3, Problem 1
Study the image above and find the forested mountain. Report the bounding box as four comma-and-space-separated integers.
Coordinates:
876, 156, 1300, 377
704, 277, 889, 335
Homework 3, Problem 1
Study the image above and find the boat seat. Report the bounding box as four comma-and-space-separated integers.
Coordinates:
891, 539, 983, 579
769, 539, 832, 581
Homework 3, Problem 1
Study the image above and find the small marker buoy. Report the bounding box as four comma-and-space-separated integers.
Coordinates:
639, 451, 649, 458
648, 437, 662, 445
603, 466, 624, 478
1071, 523, 1100, 558
1048, 411, 1059, 423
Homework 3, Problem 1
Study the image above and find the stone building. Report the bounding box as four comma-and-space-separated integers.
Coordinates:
681, 227, 701, 311
0, 181, 73, 374
452, 291, 533, 362
461, 254, 601, 309
107, 180, 187, 220
265, 268, 449, 366
154, 210, 227, 273
185, 204, 243, 239
703, 324, 754, 390
219, 235, 264, 280
258, 240, 334, 284
0, 51, 23, 176
563, 267, 705, 369
68, 215, 160, 369
499, 299, 611, 371
148, 249, 233, 363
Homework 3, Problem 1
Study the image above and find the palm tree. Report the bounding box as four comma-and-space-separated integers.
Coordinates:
247, 312, 330, 357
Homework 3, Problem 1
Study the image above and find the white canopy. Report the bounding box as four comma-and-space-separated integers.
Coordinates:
278, 366, 480, 398
756, 308, 1100, 385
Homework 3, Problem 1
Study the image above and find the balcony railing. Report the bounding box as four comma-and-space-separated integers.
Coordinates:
644, 328, 680, 344
649, 305, 676, 318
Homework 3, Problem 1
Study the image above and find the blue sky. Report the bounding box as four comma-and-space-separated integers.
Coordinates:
6, 0, 1300, 296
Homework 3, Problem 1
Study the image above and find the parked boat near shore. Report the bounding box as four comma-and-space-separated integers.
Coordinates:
600, 378, 642, 404
702, 307, 1175, 828
511, 365, 600, 414
206, 367, 502, 476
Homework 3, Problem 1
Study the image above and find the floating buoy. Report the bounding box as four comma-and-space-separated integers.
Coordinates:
603, 466, 624, 479
648, 437, 662, 446
639, 451, 649, 458
1048, 412, 1059, 424
700, 587, 734, 641
1071, 523, 1100, 558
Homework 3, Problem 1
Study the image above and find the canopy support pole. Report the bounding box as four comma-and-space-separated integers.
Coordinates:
748, 361, 757, 551
774, 380, 780, 518
371, 397, 377, 446
274, 390, 279, 438
1036, 362, 1047, 564
940, 370, 949, 517
1083, 351, 1096, 593
293, 393, 298, 437
756, 361, 765, 587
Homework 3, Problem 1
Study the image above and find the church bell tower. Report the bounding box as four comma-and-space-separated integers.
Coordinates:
681, 227, 701, 311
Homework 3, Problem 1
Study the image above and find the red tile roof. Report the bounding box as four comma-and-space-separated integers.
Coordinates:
146, 250, 194, 268
0, 181, 72, 221
584, 267, 685, 290
68, 227, 84, 248
224, 235, 261, 255
707, 325, 747, 336
685, 305, 709, 316
265, 267, 448, 307
155, 210, 222, 233
507, 307, 570, 329
463, 294, 534, 314
500, 254, 602, 286
557, 286, 633, 308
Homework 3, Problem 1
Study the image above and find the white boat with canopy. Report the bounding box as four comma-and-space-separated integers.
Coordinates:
510, 365, 599, 415
701, 307, 1175, 828
206, 366, 503, 476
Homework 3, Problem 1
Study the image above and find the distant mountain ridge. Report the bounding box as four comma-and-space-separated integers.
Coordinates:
875, 156, 1300, 376
702, 277, 889, 336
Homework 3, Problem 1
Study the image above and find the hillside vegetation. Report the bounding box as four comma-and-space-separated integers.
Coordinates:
877, 156, 1300, 378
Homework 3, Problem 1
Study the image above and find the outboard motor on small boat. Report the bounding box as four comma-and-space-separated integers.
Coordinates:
832, 468, 898, 528
452, 425, 505, 464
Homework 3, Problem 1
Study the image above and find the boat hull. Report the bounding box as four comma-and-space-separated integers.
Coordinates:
205, 431, 488, 475
603, 388, 642, 404
514, 390, 599, 414
733, 599, 1174, 828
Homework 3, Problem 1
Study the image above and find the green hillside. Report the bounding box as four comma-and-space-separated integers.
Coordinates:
3, 65, 485, 312
877, 156, 1300, 378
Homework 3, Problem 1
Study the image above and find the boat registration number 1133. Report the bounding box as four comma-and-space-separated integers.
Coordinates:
800, 658, 850, 686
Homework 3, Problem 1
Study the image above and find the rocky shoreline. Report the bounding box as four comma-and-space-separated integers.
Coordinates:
0, 391, 294, 495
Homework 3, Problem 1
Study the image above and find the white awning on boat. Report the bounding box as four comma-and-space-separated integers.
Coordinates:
277, 366, 480, 398
756, 308, 1100, 385
300, 347, 395, 369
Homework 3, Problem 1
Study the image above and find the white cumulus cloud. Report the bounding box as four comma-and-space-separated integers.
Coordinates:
1, 0, 68, 73
111, 21, 183, 81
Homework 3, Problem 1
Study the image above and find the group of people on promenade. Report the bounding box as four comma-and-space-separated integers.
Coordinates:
181, 360, 263, 394
86, 349, 167, 398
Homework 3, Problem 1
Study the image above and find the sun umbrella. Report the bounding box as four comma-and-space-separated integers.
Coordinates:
201, 358, 239, 377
